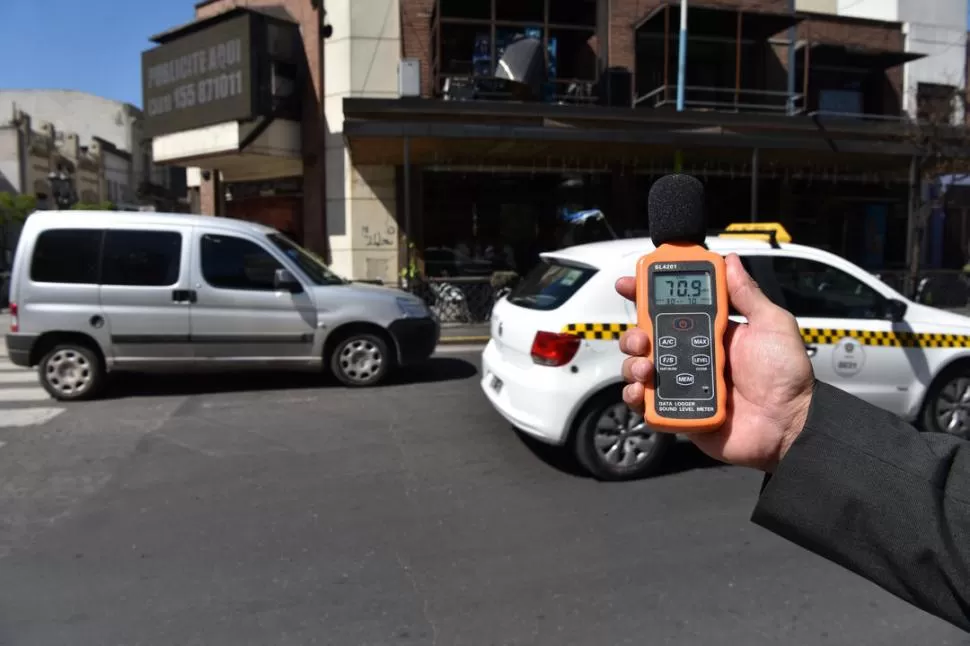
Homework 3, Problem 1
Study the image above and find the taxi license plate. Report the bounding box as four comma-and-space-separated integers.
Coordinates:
490, 375, 504, 394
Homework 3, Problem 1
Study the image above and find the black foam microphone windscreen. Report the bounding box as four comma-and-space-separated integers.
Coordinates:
648, 174, 706, 247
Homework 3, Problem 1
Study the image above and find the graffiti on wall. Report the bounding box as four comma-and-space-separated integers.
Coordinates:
361, 224, 397, 247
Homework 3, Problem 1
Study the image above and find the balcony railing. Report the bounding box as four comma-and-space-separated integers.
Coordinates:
439, 74, 599, 106
635, 84, 804, 115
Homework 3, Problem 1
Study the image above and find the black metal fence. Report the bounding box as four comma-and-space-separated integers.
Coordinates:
406, 275, 519, 325
402, 269, 970, 326
0, 218, 20, 308
873, 270, 970, 309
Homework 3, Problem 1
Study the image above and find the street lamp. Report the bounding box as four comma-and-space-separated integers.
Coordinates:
47, 168, 77, 210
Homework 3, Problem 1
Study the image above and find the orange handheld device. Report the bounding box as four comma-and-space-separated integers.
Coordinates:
635, 174, 729, 433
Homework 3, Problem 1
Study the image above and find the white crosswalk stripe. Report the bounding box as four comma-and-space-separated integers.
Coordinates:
0, 350, 66, 429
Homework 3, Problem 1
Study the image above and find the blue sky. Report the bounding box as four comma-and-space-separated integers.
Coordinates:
0, 0, 196, 108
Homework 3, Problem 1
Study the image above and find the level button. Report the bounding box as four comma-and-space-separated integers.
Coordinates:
691, 355, 711, 367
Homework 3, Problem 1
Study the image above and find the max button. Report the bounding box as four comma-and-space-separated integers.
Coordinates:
691, 336, 711, 348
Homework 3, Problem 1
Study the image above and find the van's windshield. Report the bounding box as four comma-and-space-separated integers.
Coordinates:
267, 234, 348, 286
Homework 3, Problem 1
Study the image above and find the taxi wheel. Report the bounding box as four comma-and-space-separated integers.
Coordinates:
574, 390, 673, 481
921, 364, 970, 439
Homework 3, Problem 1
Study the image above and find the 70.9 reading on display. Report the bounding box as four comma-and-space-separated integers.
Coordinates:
654, 272, 713, 306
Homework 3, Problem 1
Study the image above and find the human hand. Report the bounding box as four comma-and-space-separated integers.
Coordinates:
616, 254, 815, 473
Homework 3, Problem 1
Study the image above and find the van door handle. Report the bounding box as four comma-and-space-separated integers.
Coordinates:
805, 345, 818, 357
172, 289, 197, 304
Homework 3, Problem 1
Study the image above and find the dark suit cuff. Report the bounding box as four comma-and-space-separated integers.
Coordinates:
751, 380, 830, 529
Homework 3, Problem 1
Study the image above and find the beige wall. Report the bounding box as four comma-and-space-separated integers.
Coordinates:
794, 0, 838, 13
324, 0, 402, 283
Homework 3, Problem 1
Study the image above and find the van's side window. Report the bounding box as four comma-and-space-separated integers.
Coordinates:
200, 234, 283, 291
102, 230, 182, 287
30, 229, 103, 284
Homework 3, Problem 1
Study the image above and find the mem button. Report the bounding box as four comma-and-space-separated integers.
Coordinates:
676, 373, 695, 386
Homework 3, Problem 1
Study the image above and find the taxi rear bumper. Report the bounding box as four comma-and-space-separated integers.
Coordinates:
480, 339, 588, 445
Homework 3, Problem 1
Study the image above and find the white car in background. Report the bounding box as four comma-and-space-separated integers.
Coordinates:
481, 225, 970, 481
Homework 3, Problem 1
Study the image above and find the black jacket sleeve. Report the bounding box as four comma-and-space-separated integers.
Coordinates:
752, 380, 970, 632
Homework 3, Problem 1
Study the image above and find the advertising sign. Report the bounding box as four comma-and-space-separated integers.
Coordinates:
141, 14, 254, 138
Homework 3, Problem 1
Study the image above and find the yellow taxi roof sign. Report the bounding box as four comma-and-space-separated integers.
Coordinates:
722, 222, 792, 244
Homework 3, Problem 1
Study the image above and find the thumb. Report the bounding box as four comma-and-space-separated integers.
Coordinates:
725, 253, 777, 324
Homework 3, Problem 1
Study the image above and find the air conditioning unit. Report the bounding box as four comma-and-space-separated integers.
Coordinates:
399, 59, 421, 97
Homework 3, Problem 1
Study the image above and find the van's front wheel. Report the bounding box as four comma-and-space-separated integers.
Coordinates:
329, 333, 390, 387
38, 343, 105, 401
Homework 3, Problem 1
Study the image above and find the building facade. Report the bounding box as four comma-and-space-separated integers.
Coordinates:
144, 0, 970, 287
0, 90, 188, 211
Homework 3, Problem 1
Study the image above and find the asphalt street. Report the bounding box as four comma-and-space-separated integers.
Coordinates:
0, 344, 967, 645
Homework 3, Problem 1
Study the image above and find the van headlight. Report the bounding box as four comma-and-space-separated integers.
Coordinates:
396, 297, 428, 318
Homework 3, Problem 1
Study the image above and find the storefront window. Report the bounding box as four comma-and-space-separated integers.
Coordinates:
419, 171, 611, 279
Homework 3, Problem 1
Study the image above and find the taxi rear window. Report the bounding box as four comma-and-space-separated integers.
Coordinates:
507, 259, 597, 311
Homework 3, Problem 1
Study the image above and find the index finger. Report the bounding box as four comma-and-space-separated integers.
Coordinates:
615, 276, 636, 303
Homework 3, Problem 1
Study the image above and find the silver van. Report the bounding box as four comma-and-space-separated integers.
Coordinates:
4, 211, 439, 400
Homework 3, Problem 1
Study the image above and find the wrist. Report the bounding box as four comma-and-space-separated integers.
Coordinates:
774, 380, 816, 469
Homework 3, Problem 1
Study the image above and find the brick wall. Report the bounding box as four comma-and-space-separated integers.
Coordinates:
402, 0, 435, 97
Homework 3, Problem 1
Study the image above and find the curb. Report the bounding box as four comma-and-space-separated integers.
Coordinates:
439, 335, 489, 344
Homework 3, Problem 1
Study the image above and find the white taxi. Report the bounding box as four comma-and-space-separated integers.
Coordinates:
481, 225, 970, 481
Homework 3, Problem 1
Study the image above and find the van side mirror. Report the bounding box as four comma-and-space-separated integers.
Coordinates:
883, 298, 907, 322
274, 268, 302, 293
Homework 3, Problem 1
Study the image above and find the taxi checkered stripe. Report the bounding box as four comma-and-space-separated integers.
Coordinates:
561, 323, 970, 348
799, 328, 970, 349
562, 323, 631, 340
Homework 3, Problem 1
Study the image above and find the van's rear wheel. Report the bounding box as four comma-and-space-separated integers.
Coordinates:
38, 343, 105, 401
329, 333, 390, 387
574, 390, 673, 481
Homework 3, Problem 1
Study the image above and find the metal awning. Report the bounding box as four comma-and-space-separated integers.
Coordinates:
342, 118, 920, 167
634, 3, 803, 40
795, 42, 926, 70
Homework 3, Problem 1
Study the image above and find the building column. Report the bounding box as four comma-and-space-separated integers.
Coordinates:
200, 171, 220, 216
324, 0, 402, 283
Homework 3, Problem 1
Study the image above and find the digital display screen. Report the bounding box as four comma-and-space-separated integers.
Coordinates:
654, 272, 712, 306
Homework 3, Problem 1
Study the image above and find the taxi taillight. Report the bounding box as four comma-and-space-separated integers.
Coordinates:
530, 331, 581, 367
8, 302, 17, 333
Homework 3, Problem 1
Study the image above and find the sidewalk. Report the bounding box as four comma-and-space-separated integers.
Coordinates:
439, 323, 490, 344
